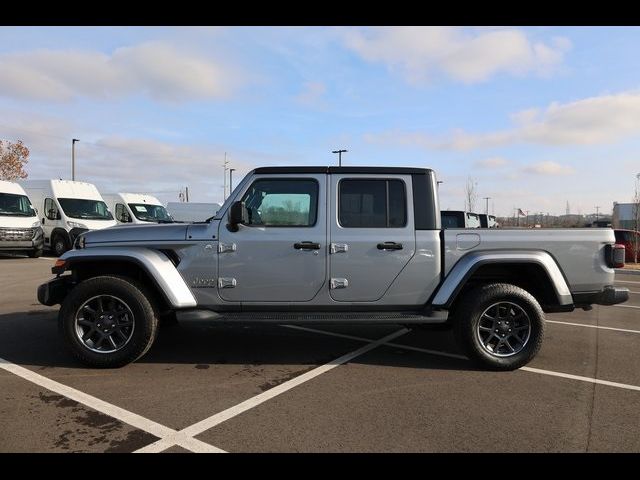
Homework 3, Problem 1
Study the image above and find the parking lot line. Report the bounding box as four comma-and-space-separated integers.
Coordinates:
134, 327, 410, 453
546, 319, 640, 334
0, 356, 226, 453
616, 280, 640, 285
613, 304, 640, 310
281, 325, 640, 393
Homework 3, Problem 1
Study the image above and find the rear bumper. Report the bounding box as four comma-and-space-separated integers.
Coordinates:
573, 286, 629, 307
37, 276, 74, 306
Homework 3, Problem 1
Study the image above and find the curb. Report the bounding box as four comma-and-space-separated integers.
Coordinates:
616, 268, 640, 276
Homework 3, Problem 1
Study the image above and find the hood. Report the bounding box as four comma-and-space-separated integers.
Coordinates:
0, 215, 41, 229
83, 223, 189, 245
73, 218, 118, 231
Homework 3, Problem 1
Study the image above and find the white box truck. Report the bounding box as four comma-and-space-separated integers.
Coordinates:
0, 180, 44, 257
21, 180, 117, 256
166, 202, 220, 223
102, 193, 174, 225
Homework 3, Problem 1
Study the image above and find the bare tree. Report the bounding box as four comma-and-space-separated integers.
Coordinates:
464, 177, 477, 212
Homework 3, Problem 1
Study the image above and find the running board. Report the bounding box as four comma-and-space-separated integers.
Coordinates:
176, 310, 448, 324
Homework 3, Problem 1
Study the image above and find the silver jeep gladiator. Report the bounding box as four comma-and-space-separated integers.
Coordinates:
37, 166, 629, 370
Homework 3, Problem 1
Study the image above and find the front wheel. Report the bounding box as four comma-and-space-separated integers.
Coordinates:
52, 234, 70, 257
28, 248, 43, 258
452, 283, 545, 371
58, 275, 159, 368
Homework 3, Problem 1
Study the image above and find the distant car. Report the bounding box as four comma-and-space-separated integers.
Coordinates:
614, 229, 640, 263
441, 210, 481, 228
479, 214, 498, 228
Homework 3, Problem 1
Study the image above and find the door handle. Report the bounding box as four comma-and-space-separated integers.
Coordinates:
377, 242, 403, 250
294, 241, 320, 250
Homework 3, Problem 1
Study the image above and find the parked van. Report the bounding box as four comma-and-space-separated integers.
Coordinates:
441, 210, 481, 228
166, 202, 220, 223
21, 180, 116, 256
0, 180, 44, 257
102, 193, 173, 225
479, 213, 498, 228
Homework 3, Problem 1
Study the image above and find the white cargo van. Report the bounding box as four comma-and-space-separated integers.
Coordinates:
0, 180, 44, 257
102, 193, 174, 224
21, 180, 117, 256
166, 202, 220, 223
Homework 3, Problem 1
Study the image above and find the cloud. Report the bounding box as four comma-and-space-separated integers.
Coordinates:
523, 161, 574, 176
366, 89, 640, 151
474, 157, 509, 168
0, 42, 240, 102
341, 27, 570, 84
295, 81, 327, 107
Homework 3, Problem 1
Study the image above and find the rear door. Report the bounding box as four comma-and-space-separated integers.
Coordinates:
329, 174, 416, 302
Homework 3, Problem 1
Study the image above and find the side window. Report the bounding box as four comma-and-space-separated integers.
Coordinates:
44, 198, 58, 220
240, 178, 318, 227
339, 179, 406, 228
115, 204, 129, 222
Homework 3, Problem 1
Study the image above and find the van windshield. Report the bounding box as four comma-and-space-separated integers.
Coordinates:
128, 203, 173, 223
58, 198, 113, 220
0, 193, 36, 217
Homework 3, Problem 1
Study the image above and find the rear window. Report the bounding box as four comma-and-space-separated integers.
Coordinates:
339, 179, 406, 228
615, 231, 630, 243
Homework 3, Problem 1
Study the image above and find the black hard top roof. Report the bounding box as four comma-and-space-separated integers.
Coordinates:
253, 166, 434, 175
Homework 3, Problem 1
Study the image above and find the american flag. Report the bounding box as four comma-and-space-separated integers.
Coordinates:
517, 208, 526, 216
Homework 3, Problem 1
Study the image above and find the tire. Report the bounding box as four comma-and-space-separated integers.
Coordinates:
28, 248, 43, 258
452, 283, 545, 371
52, 234, 69, 257
58, 275, 159, 368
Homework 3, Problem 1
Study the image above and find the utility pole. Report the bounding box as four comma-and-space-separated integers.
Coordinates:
229, 168, 236, 195
72, 139, 79, 180
185, 186, 189, 202
595, 206, 600, 222
223, 152, 229, 201
483, 197, 491, 215
332, 149, 347, 166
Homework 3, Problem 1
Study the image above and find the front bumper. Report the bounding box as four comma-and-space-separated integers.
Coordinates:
573, 286, 630, 307
37, 275, 75, 306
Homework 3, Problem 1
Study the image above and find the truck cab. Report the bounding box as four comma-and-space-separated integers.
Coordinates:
21, 180, 117, 256
103, 193, 173, 225
37, 166, 629, 371
0, 180, 44, 257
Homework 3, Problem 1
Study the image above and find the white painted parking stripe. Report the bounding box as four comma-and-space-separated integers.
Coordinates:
613, 304, 640, 310
546, 320, 640, 334
134, 327, 410, 453
616, 280, 640, 285
520, 367, 640, 392
0, 357, 226, 453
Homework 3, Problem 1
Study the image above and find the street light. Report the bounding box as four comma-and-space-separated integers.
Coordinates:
483, 197, 491, 215
72, 139, 79, 180
332, 149, 347, 166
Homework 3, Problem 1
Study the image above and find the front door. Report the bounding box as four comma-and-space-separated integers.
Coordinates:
329, 174, 416, 302
217, 174, 327, 303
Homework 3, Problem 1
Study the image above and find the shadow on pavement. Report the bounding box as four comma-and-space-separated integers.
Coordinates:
0, 310, 475, 372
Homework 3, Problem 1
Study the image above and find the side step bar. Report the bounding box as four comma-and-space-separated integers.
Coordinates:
176, 310, 449, 324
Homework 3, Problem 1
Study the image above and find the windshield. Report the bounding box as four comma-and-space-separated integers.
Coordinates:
128, 203, 173, 222
0, 193, 36, 217
58, 198, 113, 220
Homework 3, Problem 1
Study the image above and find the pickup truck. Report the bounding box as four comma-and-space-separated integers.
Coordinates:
37, 166, 629, 370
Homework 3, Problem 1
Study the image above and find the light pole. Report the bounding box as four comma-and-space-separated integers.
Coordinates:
483, 197, 491, 215
223, 152, 229, 201
72, 139, 79, 180
229, 168, 236, 195
332, 149, 347, 166
595, 206, 600, 222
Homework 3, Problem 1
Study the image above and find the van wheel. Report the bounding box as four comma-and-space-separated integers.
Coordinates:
58, 275, 159, 368
28, 248, 43, 258
52, 234, 69, 256
452, 283, 545, 371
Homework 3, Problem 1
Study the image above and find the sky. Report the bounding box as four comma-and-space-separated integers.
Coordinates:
1, 26, 639, 217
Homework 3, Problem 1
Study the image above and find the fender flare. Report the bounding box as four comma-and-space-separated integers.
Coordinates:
431, 250, 572, 308
58, 247, 197, 308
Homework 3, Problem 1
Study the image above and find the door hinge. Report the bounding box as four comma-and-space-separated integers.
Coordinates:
330, 278, 349, 289
218, 243, 237, 253
330, 243, 349, 254
218, 277, 237, 288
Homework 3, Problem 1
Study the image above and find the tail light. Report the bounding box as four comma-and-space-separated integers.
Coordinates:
605, 244, 625, 268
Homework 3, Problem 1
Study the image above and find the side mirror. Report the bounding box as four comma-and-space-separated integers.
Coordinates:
227, 201, 248, 232
122, 212, 131, 223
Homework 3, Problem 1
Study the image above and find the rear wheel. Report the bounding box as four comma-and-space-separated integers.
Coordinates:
452, 283, 545, 371
59, 275, 159, 368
